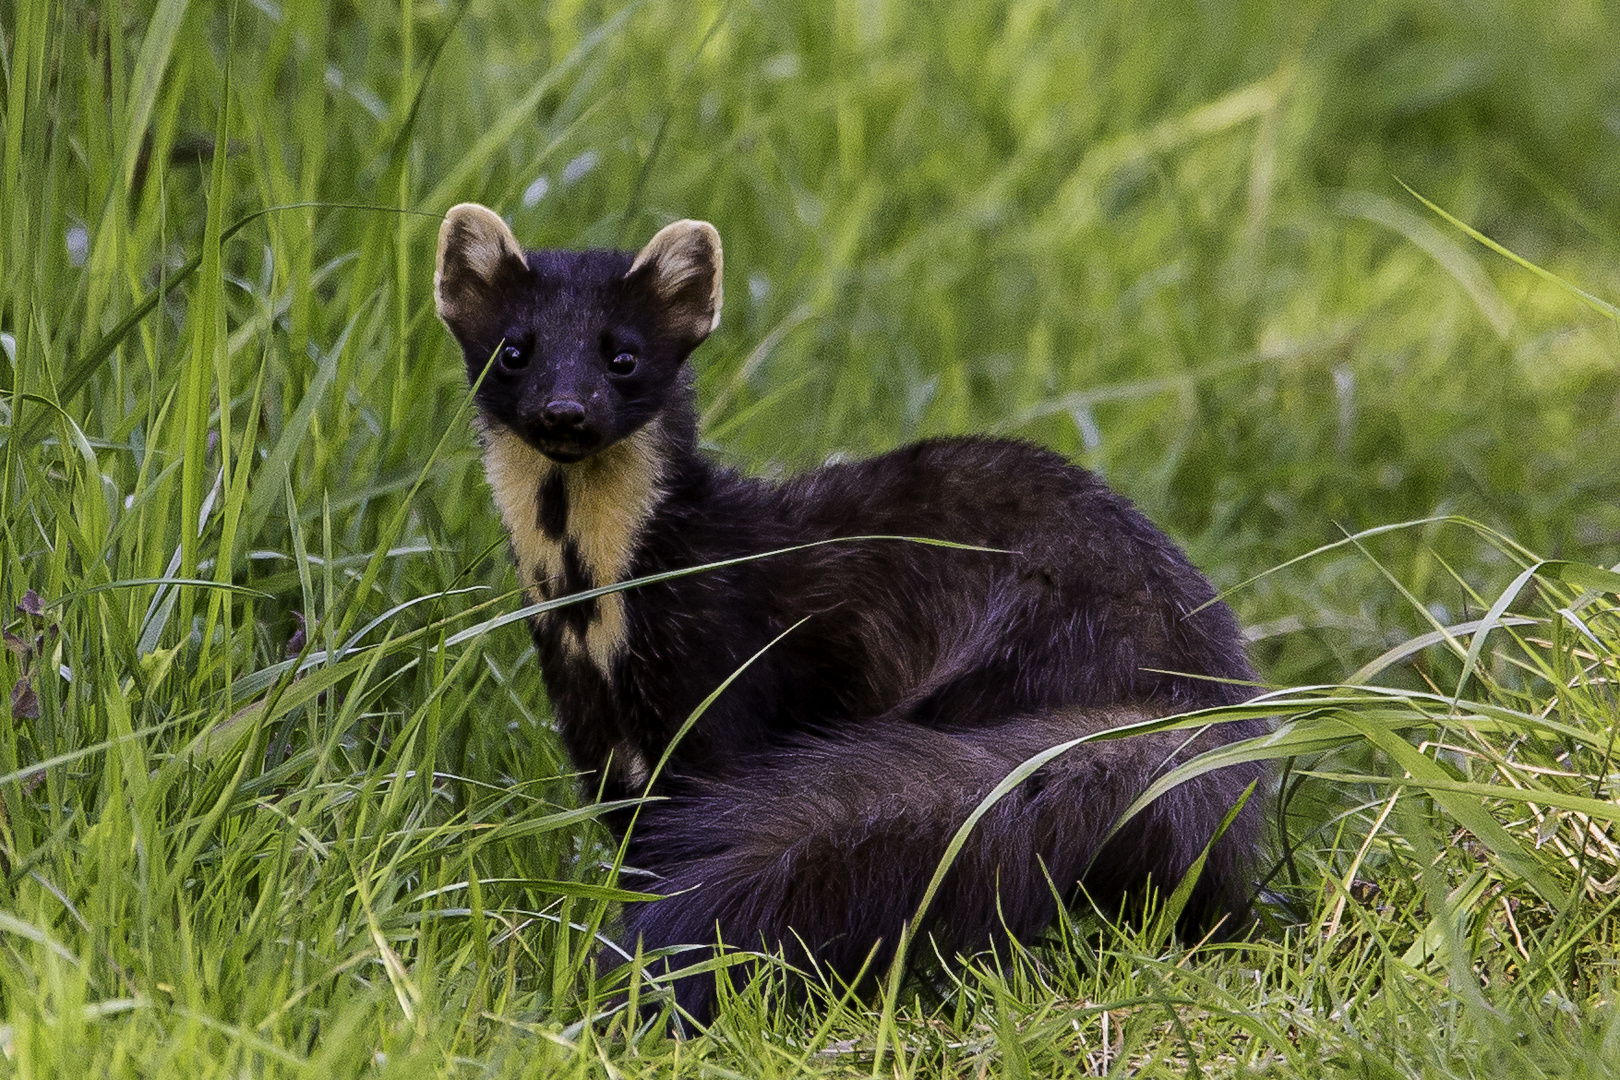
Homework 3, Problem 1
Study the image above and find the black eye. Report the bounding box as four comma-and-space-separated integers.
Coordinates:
498, 342, 528, 371
608, 351, 637, 376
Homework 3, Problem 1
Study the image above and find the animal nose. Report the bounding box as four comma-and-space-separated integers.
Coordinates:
542, 400, 587, 429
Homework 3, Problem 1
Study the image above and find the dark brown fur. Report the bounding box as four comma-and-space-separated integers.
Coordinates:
434, 206, 1269, 1021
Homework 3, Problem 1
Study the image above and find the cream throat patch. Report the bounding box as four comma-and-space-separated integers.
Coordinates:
480, 421, 670, 671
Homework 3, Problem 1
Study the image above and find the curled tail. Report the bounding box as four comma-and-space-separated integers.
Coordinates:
621, 706, 1268, 1021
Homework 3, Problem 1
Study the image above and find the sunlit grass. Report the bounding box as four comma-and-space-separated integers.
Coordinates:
1, 0, 1618, 1074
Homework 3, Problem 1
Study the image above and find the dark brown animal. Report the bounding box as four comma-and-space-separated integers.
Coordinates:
434, 204, 1268, 1021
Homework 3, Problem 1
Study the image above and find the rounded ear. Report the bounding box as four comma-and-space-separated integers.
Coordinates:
627, 220, 723, 344
435, 203, 528, 333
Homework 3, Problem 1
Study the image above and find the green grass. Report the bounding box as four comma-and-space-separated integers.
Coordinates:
2, 0, 1619, 1074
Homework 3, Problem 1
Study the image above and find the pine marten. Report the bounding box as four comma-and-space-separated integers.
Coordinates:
433, 204, 1269, 1021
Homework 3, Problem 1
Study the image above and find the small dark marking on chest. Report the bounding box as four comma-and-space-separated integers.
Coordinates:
537, 470, 569, 541
558, 538, 599, 638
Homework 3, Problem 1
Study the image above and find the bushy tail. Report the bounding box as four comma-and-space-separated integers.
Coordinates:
620, 706, 1269, 1021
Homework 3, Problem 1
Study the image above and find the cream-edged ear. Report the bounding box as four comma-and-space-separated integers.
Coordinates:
628, 219, 724, 342
435, 203, 528, 330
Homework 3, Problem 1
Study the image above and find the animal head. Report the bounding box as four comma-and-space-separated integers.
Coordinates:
434, 204, 723, 463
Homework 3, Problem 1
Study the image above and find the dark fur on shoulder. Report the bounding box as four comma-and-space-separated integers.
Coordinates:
434, 205, 1269, 1022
